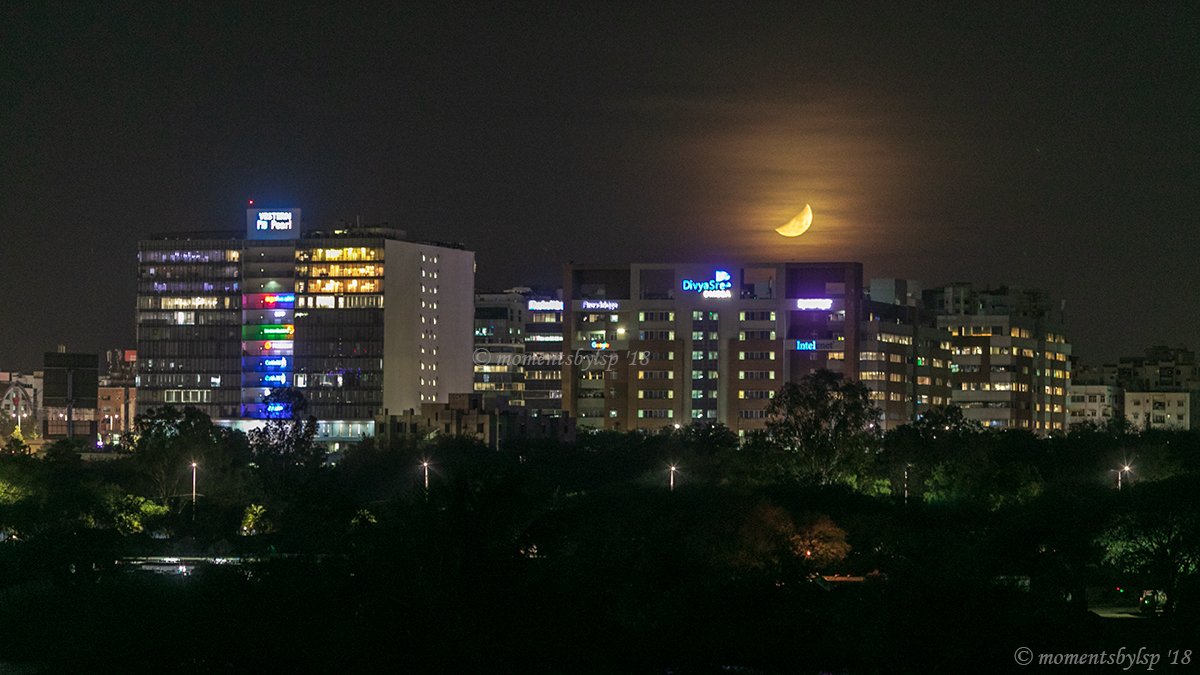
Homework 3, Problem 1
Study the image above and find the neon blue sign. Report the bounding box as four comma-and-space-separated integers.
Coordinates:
796, 340, 817, 351
681, 270, 733, 298
681, 270, 732, 293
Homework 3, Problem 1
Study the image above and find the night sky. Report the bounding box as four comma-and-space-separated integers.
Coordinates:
2, 3, 1197, 370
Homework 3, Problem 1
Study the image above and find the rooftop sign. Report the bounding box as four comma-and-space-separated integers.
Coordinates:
246, 208, 301, 241
682, 270, 733, 298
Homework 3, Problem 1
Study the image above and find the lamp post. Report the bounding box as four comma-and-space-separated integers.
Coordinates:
669, 465, 677, 492
191, 462, 198, 505
1115, 464, 1131, 490
421, 461, 430, 491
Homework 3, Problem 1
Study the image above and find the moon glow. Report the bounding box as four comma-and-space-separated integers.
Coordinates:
775, 204, 814, 237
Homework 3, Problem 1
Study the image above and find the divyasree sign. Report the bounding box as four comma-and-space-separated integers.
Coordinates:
681, 270, 733, 298
246, 208, 301, 240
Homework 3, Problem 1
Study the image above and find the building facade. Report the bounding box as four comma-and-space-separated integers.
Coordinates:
1125, 391, 1197, 430
561, 262, 949, 435
925, 284, 1072, 433
474, 290, 530, 406
1067, 384, 1122, 428
472, 289, 565, 416
137, 207, 475, 448
379, 392, 575, 450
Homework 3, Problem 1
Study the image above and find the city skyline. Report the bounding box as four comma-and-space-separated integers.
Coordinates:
3, 4, 1198, 369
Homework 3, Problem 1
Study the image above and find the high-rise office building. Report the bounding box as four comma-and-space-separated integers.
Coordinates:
137, 207, 475, 448
925, 283, 1072, 433
522, 295, 565, 417
472, 288, 565, 415
561, 262, 949, 434
474, 290, 530, 406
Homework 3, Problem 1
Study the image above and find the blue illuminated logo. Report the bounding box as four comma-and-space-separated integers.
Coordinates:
266, 403, 286, 413
262, 374, 287, 385
681, 270, 732, 293
681, 270, 733, 298
263, 357, 288, 369
796, 340, 817, 351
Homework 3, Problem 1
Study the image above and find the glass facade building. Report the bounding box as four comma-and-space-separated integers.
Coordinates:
136, 209, 475, 447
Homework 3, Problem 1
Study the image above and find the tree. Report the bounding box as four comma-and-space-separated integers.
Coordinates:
791, 513, 852, 569
911, 404, 983, 441
1098, 513, 1200, 594
674, 421, 739, 455
765, 369, 881, 484
877, 405, 984, 499
240, 503, 272, 536
131, 406, 252, 504
247, 388, 322, 468
728, 501, 801, 575
1, 435, 28, 456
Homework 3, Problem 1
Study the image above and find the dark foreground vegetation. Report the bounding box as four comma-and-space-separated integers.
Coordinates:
1, 376, 1199, 673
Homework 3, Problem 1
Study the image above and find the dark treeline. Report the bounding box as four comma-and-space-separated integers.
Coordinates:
1, 374, 1198, 673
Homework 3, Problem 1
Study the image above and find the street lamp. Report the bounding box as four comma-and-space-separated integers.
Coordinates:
421, 460, 430, 491
669, 465, 677, 492
1114, 464, 1132, 490
191, 462, 198, 505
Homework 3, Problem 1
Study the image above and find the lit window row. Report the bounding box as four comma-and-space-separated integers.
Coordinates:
298, 263, 383, 278
739, 351, 776, 361
303, 247, 382, 262
303, 278, 381, 294
738, 371, 775, 380
163, 389, 213, 403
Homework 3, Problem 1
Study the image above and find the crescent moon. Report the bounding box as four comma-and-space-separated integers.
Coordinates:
775, 204, 813, 237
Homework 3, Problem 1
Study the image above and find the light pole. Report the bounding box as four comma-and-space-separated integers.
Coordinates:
421, 461, 430, 491
669, 465, 677, 492
1115, 464, 1131, 490
191, 462, 198, 505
